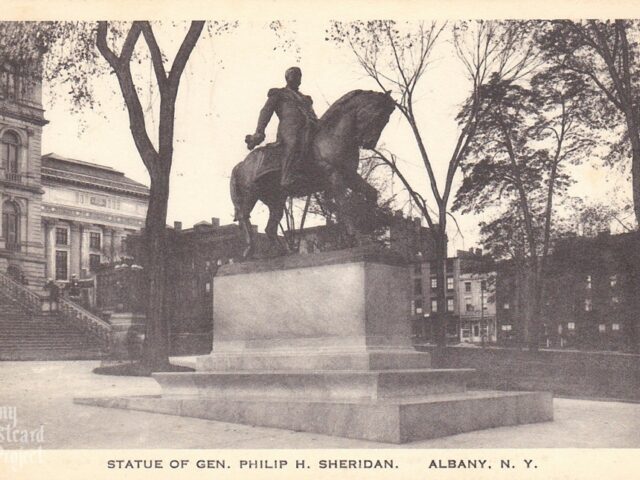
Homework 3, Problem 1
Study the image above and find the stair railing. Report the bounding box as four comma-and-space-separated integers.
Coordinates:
58, 298, 112, 351
0, 270, 112, 351
0, 270, 41, 313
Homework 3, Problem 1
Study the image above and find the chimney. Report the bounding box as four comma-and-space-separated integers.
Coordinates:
211, 217, 220, 227
174, 221, 182, 231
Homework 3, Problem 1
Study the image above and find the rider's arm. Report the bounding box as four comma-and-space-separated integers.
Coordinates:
255, 89, 279, 135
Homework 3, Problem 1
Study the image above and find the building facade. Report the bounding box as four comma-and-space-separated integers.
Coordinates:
0, 63, 48, 285
411, 250, 496, 345
0, 66, 149, 287
496, 232, 640, 352
41, 153, 148, 283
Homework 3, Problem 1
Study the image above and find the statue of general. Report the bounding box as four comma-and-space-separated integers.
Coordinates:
245, 66, 318, 190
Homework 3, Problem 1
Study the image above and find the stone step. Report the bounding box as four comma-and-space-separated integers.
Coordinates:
197, 350, 432, 372
75, 390, 553, 444
152, 369, 474, 401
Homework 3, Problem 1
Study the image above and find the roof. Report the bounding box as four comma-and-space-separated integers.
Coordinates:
41, 153, 149, 198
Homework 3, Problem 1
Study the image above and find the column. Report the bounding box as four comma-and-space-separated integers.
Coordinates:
79, 223, 91, 277
103, 228, 113, 263
43, 220, 56, 280
70, 222, 82, 278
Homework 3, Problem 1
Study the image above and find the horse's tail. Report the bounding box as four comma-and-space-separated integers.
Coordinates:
229, 163, 242, 222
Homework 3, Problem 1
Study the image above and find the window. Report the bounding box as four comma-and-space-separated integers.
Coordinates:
567, 322, 576, 331
1, 131, 19, 173
586, 275, 592, 289
2, 201, 19, 249
612, 296, 620, 304
413, 263, 422, 275
584, 299, 592, 312
503, 302, 510, 310
610, 275, 617, 288
430, 277, 437, 289
1, 64, 20, 100
90, 232, 101, 250
205, 282, 211, 293
464, 282, 471, 293
612, 323, 620, 331
90, 195, 107, 207
431, 299, 438, 312
501, 325, 512, 332
447, 298, 454, 312
56, 227, 68, 246
481, 280, 487, 291
598, 324, 606, 333
55, 250, 68, 280
413, 278, 422, 296
414, 298, 423, 314
465, 297, 473, 312
447, 277, 454, 290
89, 254, 101, 271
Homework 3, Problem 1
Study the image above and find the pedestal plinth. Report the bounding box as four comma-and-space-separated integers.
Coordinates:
199, 248, 430, 372
76, 248, 553, 443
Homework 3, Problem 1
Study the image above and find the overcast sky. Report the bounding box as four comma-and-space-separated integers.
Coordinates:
39, 19, 631, 254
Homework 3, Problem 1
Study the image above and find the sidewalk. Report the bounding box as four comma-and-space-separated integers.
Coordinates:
1, 360, 639, 449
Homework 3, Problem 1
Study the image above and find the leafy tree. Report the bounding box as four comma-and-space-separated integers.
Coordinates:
539, 20, 640, 227
327, 20, 538, 346
453, 63, 596, 349
0, 21, 234, 373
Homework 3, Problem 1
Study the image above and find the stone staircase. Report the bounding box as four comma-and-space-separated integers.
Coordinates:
0, 271, 111, 361
0, 292, 106, 360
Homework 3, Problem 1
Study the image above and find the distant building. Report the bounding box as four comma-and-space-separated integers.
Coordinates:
121, 218, 271, 354
457, 250, 496, 344
41, 153, 148, 283
496, 231, 640, 352
412, 249, 496, 345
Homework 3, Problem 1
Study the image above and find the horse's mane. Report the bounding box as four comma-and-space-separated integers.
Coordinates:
319, 89, 368, 126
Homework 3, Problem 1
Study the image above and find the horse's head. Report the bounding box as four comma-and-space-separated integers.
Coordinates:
320, 90, 396, 150
353, 90, 396, 150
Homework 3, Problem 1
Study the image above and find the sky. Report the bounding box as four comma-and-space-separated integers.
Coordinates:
39, 20, 632, 255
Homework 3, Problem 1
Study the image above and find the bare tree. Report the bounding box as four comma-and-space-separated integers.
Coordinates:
327, 20, 539, 346
0, 21, 234, 373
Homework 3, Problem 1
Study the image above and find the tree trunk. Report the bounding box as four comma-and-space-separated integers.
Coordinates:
434, 216, 448, 348
140, 166, 171, 370
527, 262, 542, 352
627, 124, 640, 228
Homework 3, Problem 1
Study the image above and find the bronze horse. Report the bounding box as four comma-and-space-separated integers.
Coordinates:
230, 90, 395, 258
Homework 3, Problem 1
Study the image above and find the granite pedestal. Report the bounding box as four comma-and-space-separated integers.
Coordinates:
76, 248, 553, 443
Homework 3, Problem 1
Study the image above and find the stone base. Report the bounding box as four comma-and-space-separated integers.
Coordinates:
76, 250, 553, 443
152, 369, 474, 400
75, 390, 553, 444
197, 349, 432, 372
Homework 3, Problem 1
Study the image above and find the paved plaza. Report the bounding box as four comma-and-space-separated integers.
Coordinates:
0, 360, 638, 449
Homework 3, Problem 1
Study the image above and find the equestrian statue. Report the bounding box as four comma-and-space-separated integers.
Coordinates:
231, 66, 396, 258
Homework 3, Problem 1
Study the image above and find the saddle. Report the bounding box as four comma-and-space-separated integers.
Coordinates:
248, 142, 317, 195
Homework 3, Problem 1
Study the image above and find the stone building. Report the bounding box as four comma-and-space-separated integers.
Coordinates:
0, 62, 48, 285
41, 152, 148, 283
0, 65, 148, 287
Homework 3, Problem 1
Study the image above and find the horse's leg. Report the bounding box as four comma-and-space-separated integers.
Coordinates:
326, 169, 357, 244
344, 169, 378, 204
237, 192, 258, 259
265, 196, 289, 255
